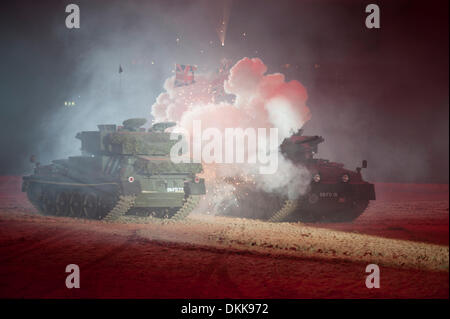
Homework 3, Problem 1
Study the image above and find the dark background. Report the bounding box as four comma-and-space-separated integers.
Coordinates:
0, 0, 448, 183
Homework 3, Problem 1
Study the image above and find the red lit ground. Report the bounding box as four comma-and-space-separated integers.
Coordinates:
0, 176, 448, 298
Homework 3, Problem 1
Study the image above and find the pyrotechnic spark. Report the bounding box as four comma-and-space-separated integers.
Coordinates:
216, 0, 232, 47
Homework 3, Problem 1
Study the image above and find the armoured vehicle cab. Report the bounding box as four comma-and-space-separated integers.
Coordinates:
22, 118, 206, 221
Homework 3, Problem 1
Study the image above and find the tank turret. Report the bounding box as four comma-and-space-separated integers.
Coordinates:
76, 118, 178, 156
122, 118, 147, 131
280, 130, 325, 163
150, 122, 176, 132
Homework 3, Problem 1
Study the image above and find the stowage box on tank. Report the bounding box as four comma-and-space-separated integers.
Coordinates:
22, 118, 205, 221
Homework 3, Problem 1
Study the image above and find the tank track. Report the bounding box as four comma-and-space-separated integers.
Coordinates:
171, 195, 201, 221
26, 183, 47, 215
269, 199, 371, 223
105, 194, 201, 223
268, 199, 297, 222
218, 176, 374, 223
102, 195, 136, 222
217, 180, 295, 222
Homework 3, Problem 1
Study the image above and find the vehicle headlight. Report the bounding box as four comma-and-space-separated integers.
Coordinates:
313, 173, 321, 183
341, 174, 349, 183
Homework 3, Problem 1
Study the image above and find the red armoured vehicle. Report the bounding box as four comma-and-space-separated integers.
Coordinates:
220, 129, 376, 222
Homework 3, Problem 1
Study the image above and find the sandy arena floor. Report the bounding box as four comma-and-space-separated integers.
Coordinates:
0, 176, 448, 298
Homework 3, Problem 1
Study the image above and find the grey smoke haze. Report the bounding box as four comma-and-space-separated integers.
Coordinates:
0, 0, 448, 184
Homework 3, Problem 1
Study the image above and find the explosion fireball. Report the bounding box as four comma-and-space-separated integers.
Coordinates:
151, 57, 313, 214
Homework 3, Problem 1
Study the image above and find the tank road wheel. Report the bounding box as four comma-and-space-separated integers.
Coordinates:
69, 192, 83, 217
160, 208, 171, 219
42, 188, 57, 215
82, 193, 99, 219
148, 209, 164, 218
97, 194, 116, 219
294, 200, 370, 223
26, 183, 45, 213
294, 207, 338, 223
126, 195, 200, 222
55, 191, 70, 216
219, 187, 286, 220
335, 200, 370, 222
296, 209, 321, 223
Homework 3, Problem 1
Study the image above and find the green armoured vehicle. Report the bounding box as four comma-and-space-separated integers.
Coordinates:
22, 118, 206, 221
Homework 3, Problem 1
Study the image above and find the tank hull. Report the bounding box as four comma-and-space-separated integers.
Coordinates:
287, 182, 375, 222
22, 175, 205, 220
219, 175, 375, 223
